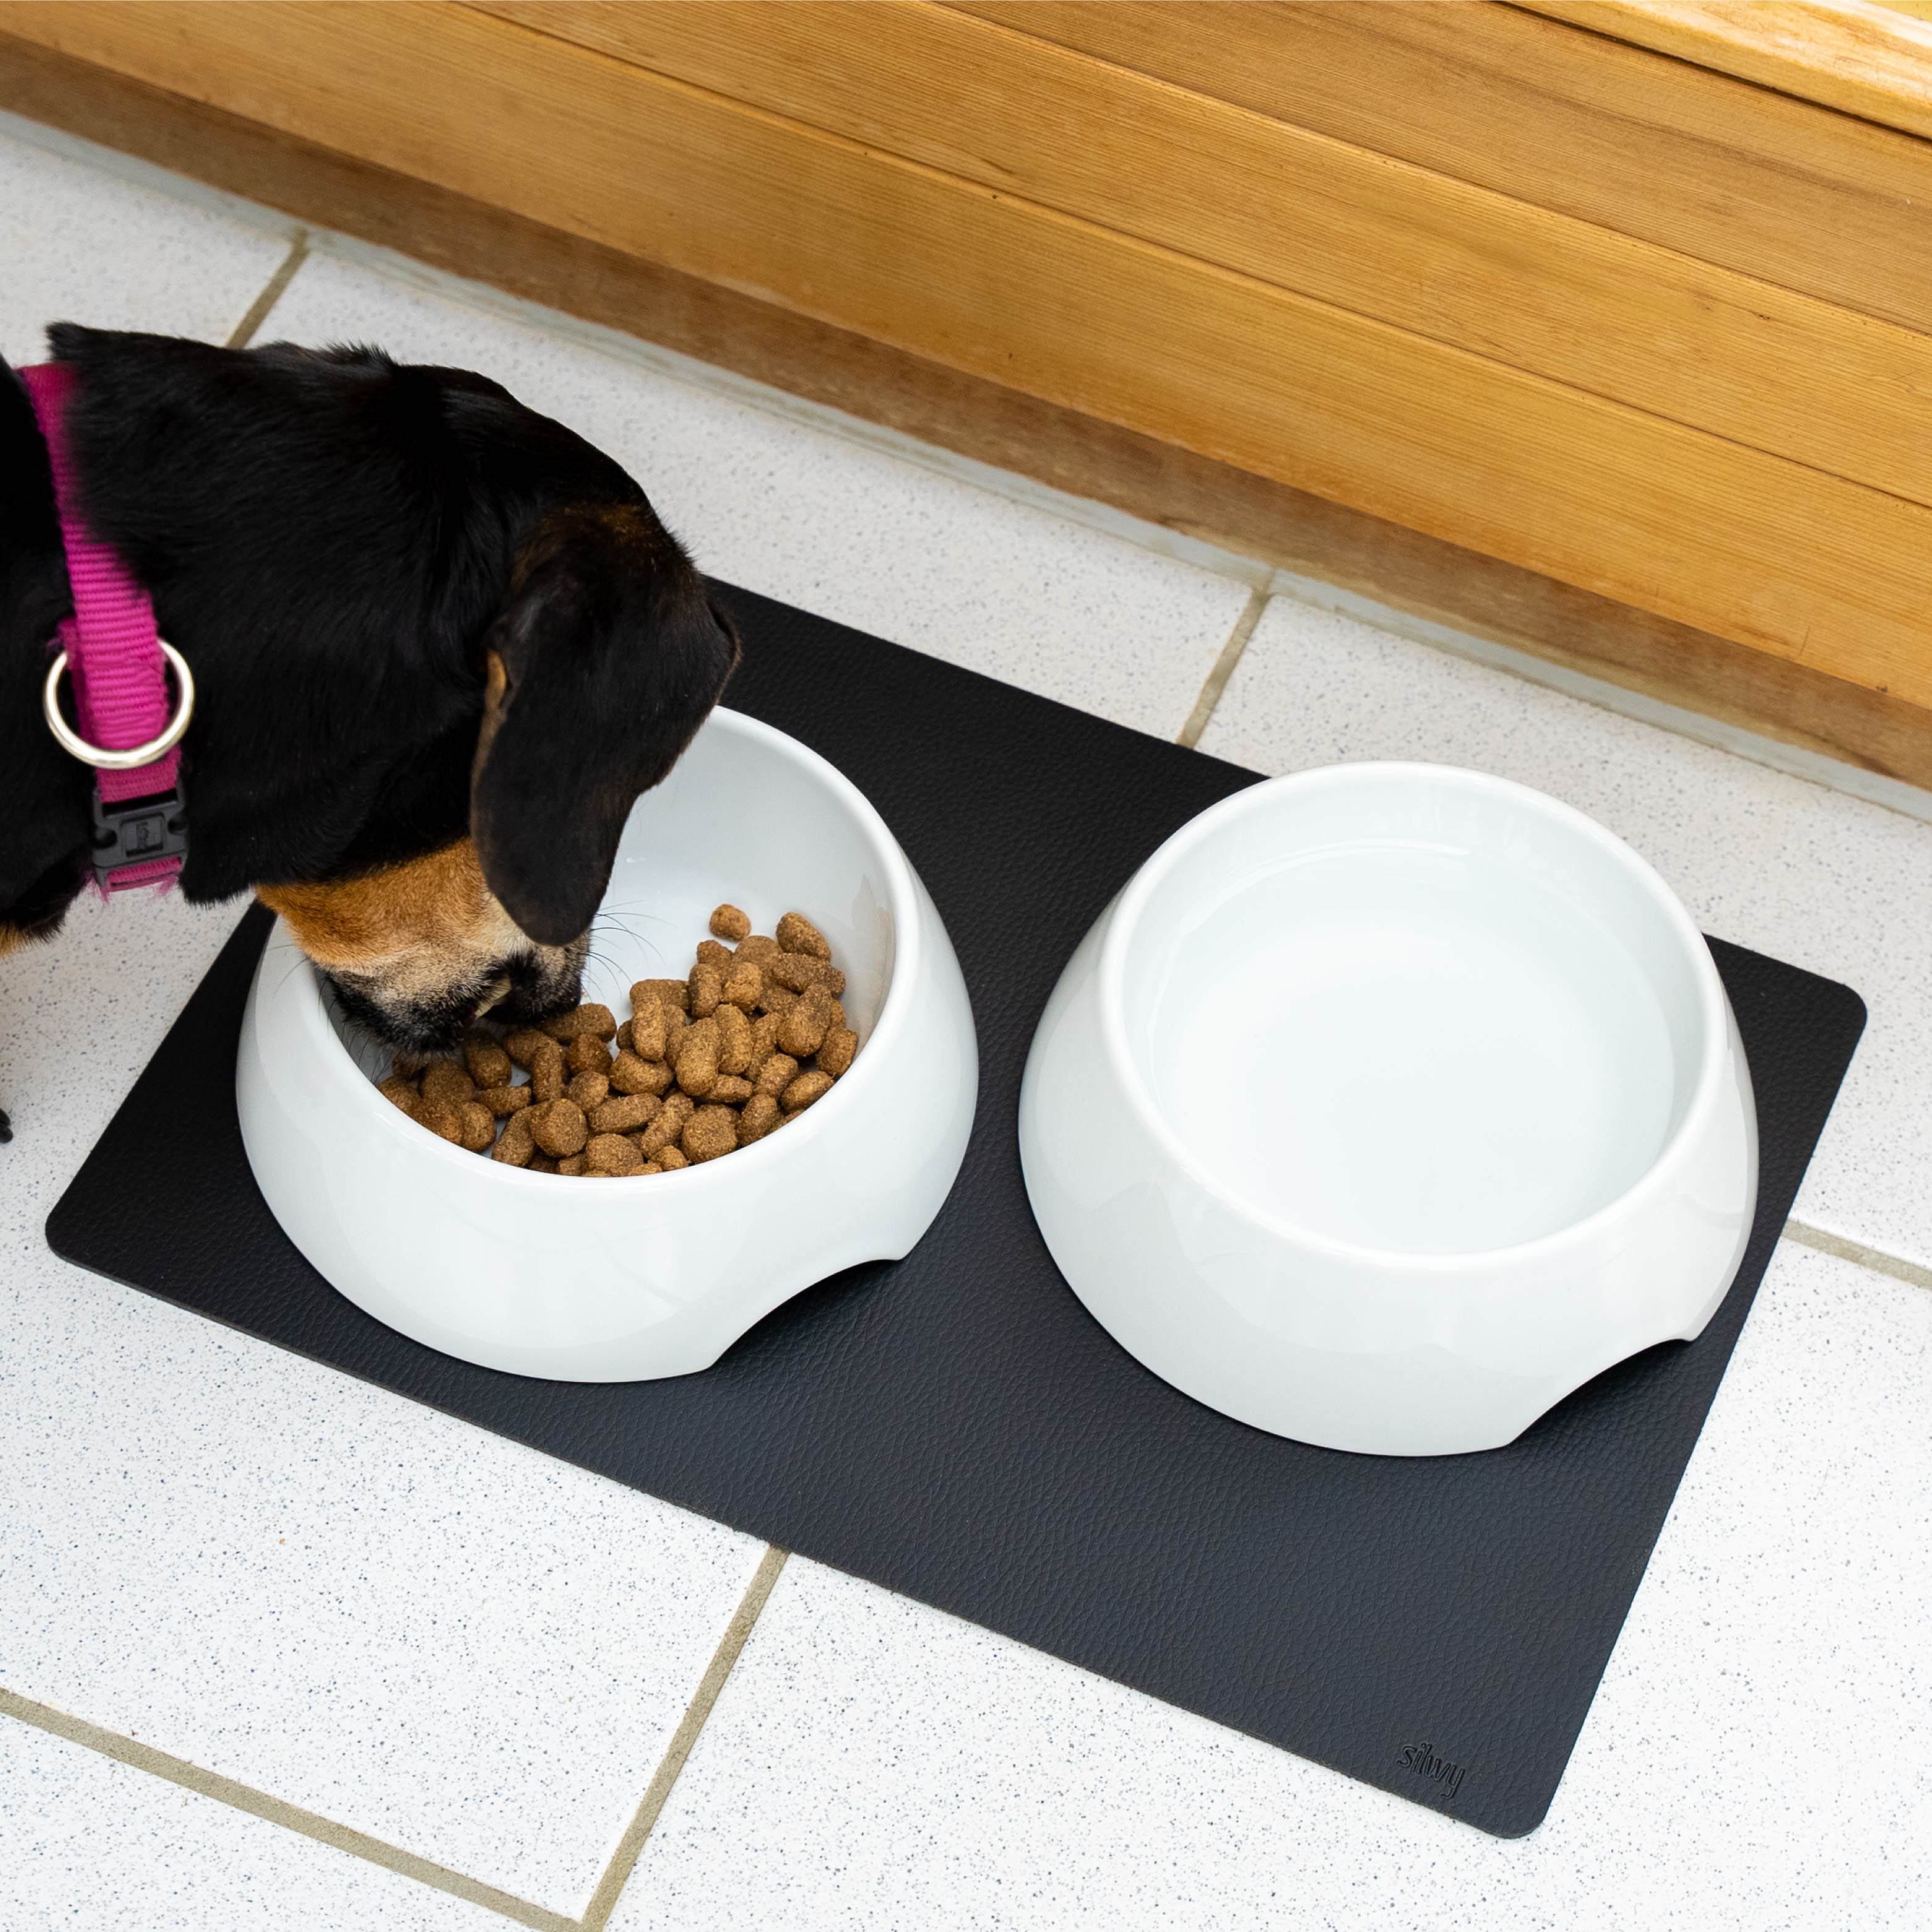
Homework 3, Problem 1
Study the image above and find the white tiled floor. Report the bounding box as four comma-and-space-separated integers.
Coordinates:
1, 1718, 501, 1931
3, 114, 1929, 1932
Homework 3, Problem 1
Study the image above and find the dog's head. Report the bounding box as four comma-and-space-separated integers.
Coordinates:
1, 327, 739, 1047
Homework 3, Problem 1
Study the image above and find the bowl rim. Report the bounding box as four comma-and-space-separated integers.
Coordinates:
1094, 759, 1734, 1273
279, 706, 922, 1187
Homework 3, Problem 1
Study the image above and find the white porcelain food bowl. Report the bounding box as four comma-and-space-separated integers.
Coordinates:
238, 708, 977, 1381
1019, 762, 1756, 1456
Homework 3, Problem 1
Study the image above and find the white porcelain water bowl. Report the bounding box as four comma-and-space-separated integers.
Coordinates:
238, 708, 978, 1381
1019, 763, 1756, 1456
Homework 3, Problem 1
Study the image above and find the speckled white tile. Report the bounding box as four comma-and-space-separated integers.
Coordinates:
606, 1242, 1931, 1932
1198, 597, 1932, 1273
0, 1712, 497, 1932
256, 248, 1249, 738
0, 894, 767, 1917
0, 117, 290, 366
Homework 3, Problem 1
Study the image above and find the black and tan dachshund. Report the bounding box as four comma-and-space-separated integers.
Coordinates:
1, 324, 740, 1138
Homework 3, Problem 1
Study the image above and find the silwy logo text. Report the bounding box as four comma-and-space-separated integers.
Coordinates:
1400, 1740, 1467, 1800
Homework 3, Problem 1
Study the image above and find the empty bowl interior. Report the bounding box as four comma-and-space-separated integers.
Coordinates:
1115, 770, 1710, 1255
326, 710, 899, 1083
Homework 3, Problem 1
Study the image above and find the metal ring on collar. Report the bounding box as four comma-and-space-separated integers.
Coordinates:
42, 640, 195, 770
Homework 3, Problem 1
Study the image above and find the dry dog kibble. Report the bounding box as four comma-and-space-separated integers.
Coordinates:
682, 1104, 739, 1163
776, 911, 831, 960
542, 1003, 616, 1042
817, 1025, 857, 1079
464, 1035, 514, 1090
585, 1132, 644, 1177
529, 1098, 589, 1158
721, 960, 763, 1012
778, 983, 834, 1059
420, 1061, 475, 1106
590, 1091, 660, 1135
676, 1015, 721, 1098
688, 960, 724, 1018
566, 1032, 612, 1075
528, 1038, 567, 1103
781, 1069, 835, 1113
371, 900, 858, 1174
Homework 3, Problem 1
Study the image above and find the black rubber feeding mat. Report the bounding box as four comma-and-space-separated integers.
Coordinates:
49, 583, 1865, 1837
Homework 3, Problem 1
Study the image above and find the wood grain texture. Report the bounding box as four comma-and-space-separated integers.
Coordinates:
3, 27, 1927, 788
959, 1, 1932, 333
7, 1, 1932, 703
477, 0, 1932, 505
1515, 1, 1932, 138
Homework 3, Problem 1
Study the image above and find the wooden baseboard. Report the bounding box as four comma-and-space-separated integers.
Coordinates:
4, 27, 1931, 793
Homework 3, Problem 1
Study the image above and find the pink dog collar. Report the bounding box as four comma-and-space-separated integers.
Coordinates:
21, 360, 190, 892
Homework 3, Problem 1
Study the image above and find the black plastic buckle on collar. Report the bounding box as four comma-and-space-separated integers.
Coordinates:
90, 780, 189, 888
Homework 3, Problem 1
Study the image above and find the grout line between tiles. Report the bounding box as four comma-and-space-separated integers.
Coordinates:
1784, 1219, 1932, 1292
0, 1684, 570, 1931
1176, 587, 1268, 750
225, 229, 311, 350
578, 1544, 790, 1931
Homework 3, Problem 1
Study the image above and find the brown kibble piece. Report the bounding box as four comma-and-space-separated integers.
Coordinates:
776, 911, 831, 960
769, 952, 845, 997
585, 1132, 644, 1177
566, 1069, 610, 1110
414, 1097, 465, 1143
750, 1010, 784, 1064
557, 1153, 588, 1176
566, 1032, 612, 1075
637, 1160, 664, 1176
480, 1082, 531, 1117
695, 938, 733, 970
528, 1153, 560, 1173
711, 904, 752, 941
609, 1049, 672, 1096
502, 1027, 551, 1069
738, 1091, 780, 1143
590, 1091, 660, 1135
491, 1109, 536, 1166
528, 1039, 567, 1103
682, 1104, 739, 1163
656, 1143, 690, 1171
420, 1061, 476, 1106
781, 1069, 835, 1112
463, 1035, 514, 1089
615, 1018, 633, 1051
778, 983, 834, 1059
816, 1025, 858, 1078
542, 1002, 617, 1041
688, 960, 723, 1018
638, 1091, 695, 1157
721, 960, 763, 1012
676, 1015, 721, 1097
755, 1052, 799, 1098
714, 1002, 753, 1075
378, 1075, 420, 1117
734, 934, 781, 965
632, 977, 689, 1015
628, 998, 669, 1062
459, 1101, 496, 1152
756, 981, 798, 1015
710, 1074, 755, 1104
529, 1098, 589, 1157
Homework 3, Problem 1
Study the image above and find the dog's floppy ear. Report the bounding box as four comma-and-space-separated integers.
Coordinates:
471, 504, 738, 945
